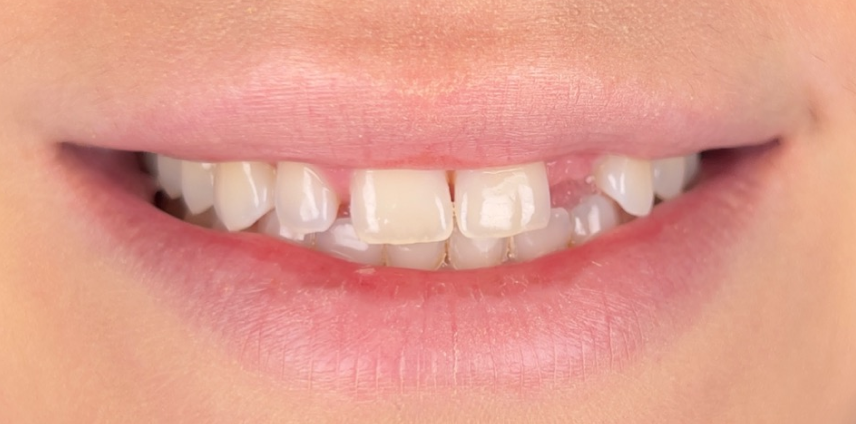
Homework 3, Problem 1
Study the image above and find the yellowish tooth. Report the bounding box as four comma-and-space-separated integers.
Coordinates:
213, 162, 276, 231
447, 228, 507, 270
386, 241, 446, 270
275, 162, 339, 237
156, 155, 183, 199
350, 169, 453, 245
181, 161, 216, 214
510, 208, 573, 262
454, 162, 551, 238
594, 155, 654, 217
315, 218, 384, 266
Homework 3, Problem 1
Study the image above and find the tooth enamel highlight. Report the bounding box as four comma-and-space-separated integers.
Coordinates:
569, 194, 620, 245
594, 155, 654, 217
511, 208, 573, 262
275, 162, 339, 237
181, 161, 216, 214
652, 157, 686, 200
684, 153, 701, 186
350, 169, 453, 245
156, 155, 183, 199
447, 228, 507, 270
257, 211, 313, 246
454, 162, 551, 238
213, 162, 276, 231
386, 241, 446, 270
315, 218, 384, 266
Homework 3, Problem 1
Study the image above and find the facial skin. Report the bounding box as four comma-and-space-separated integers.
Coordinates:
0, 0, 855, 422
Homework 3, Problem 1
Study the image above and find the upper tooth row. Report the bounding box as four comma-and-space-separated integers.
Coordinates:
151, 153, 699, 255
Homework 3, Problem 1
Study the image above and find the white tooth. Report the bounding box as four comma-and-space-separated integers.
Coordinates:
594, 155, 654, 217
156, 155, 183, 199
181, 161, 216, 214
569, 194, 620, 245
386, 241, 446, 270
652, 157, 686, 200
256, 211, 313, 246
350, 169, 453, 245
454, 162, 551, 238
213, 162, 276, 231
315, 218, 384, 266
275, 162, 339, 237
447, 228, 507, 270
683, 153, 701, 186
510, 208, 572, 262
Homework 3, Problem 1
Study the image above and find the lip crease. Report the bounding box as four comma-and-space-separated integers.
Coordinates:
58, 140, 777, 397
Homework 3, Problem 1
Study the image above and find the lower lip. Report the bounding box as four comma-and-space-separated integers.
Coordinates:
62, 145, 773, 397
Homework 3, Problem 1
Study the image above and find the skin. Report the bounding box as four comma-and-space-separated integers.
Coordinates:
1, 0, 855, 422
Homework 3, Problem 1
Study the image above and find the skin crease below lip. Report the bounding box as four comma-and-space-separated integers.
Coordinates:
57, 144, 774, 398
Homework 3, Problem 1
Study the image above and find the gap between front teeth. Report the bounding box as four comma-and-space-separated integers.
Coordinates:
148, 153, 701, 270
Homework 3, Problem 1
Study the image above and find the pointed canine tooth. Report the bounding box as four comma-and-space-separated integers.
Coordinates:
454, 162, 551, 238
275, 162, 339, 237
448, 228, 507, 270
652, 157, 686, 200
315, 218, 384, 266
511, 208, 572, 262
350, 169, 453, 245
594, 155, 654, 217
257, 211, 313, 246
181, 161, 216, 214
213, 162, 276, 231
156, 155, 183, 199
386, 241, 446, 270
683, 153, 701, 186
569, 194, 620, 245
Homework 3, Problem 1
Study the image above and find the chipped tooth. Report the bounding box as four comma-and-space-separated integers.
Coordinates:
275, 162, 339, 237
652, 157, 686, 200
156, 155, 183, 199
386, 241, 446, 270
350, 169, 453, 245
454, 162, 551, 238
594, 155, 654, 217
510, 208, 573, 262
181, 161, 216, 214
257, 211, 313, 246
569, 194, 620, 245
213, 162, 276, 231
683, 153, 701, 186
315, 218, 384, 266
447, 228, 507, 270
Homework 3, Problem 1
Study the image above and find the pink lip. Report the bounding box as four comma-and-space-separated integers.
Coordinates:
59, 143, 776, 397
40, 62, 799, 167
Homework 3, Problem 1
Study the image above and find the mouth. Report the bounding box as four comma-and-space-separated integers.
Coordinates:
49, 66, 800, 397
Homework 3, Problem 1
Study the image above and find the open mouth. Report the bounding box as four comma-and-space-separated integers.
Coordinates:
48, 69, 795, 397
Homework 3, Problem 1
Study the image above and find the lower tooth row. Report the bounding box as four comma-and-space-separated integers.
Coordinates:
148, 153, 700, 269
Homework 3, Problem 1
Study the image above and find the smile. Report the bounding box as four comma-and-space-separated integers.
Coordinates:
51, 62, 800, 397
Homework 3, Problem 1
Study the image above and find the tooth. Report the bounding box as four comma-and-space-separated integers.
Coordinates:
454, 162, 551, 238
652, 157, 686, 200
386, 241, 446, 270
447, 228, 507, 270
181, 161, 216, 214
315, 218, 384, 266
213, 162, 276, 231
569, 194, 620, 245
683, 153, 701, 186
257, 211, 313, 246
156, 155, 183, 199
275, 162, 339, 237
510, 208, 573, 262
594, 155, 654, 217
350, 169, 453, 244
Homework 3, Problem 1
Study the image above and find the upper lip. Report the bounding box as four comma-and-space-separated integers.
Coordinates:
48, 62, 802, 167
